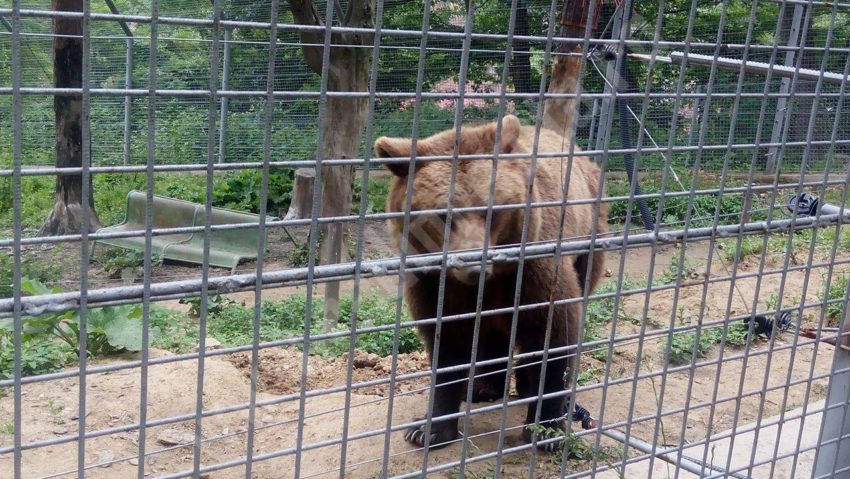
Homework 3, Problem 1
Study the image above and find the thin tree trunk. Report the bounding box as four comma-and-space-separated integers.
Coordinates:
40, 0, 100, 236
290, 0, 374, 331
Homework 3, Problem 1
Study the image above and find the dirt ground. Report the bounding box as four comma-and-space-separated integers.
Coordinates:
0, 230, 844, 478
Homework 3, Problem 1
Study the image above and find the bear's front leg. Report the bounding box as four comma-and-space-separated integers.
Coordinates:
405, 321, 469, 449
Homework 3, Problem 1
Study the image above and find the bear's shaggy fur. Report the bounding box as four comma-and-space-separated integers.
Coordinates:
374, 114, 607, 449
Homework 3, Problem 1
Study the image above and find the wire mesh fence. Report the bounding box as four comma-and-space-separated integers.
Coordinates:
1, 0, 850, 478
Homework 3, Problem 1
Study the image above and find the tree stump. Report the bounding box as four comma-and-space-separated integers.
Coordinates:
283, 168, 315, 221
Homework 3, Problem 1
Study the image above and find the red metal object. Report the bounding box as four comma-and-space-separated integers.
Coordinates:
560, 0, 605, 32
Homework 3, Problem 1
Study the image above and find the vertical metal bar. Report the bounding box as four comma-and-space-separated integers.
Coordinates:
338, 0, 384, 476
77, 0, 93, 476
245, 1, 275, 477
812, 335, 850, 478
552, 0, 610, 471
765, 3, 805, 174
217, 27, 231, 165
605, 1, 670, 475
295, 0, 337, 475
721, 3, 815, 476
123, 37, 132, 166
458, 0, 519, 475
419, 0, 476, 465
668, 3, 761, 477
379, 1, 433, 475
594, 6, 623, 153
641, 1, 703, 474
9, 0, 23, 477
192, 0, 222, 476
136, 0, 158, 475
696, 3, 791, 474
788, 30, 850, 479
586, 98, 599, 149
760, 4, 842, 477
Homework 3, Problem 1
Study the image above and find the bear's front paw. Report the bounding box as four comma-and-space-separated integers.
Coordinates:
404, 421, 459, 449
522, 421, 566, 453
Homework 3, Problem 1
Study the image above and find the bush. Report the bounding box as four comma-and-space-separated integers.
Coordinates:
0, 335, 75, 380
0, 279, 157, 358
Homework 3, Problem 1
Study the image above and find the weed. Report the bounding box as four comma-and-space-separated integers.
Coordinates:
150, 308, 199, 353
47, 399, 64, 415
0, 335, 75, 380
179, 294, 236, 318
99, 248, 162, 278
723, 236, 764, 263
1, 423, 13, 435
817, 271, 849, 326
0, 251, 65, 299
577, 366, 601, 386
658, 256, 700, 285
666, 321, 751, 365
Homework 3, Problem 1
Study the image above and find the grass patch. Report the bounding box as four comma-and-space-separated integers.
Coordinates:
665, 322, 750, 365
817, 271, 849, 326
199, 292, 423, 358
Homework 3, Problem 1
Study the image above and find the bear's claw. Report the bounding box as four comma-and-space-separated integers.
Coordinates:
404, 422, 458, 449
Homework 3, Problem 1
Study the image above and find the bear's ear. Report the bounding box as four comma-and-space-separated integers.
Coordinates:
374, 136, 426, 177
497, 114, 521, 152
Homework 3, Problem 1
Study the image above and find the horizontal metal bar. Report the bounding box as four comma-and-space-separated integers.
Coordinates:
4, 344, 846, 463
3, 212, 849, 317
3, 86, 849, 100
3, 7, 850, 48
3, 252, 846, 391
2, 179, 840, 249
660, 51, 850, 84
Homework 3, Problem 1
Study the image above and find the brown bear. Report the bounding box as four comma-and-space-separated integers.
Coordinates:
374, 114, 607, 450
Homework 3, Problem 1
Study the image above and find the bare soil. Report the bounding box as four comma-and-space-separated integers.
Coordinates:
1, 228, 844, 478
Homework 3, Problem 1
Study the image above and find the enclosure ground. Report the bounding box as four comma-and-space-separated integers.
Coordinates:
1, 228, 843, 478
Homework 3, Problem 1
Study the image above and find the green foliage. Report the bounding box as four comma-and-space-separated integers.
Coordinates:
352, 176, 390, 215
817, 272, 849, 325
658, 256, 700, 285
0, 335, 75, 380
665, 322, 751, 365
608, 180, 745, 228
0, 279, 158, 358
149, 308, 199, 353
204, 292, 422, 358
723, 236, 764, 263
0, 252, 65, 299
584, 279, 642, 361
98, 248, 163, 278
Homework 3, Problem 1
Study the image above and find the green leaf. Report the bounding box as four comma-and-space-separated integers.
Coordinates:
102, 315, 144, 352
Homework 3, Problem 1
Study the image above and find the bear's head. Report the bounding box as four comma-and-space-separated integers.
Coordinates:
374, 115, 539, 285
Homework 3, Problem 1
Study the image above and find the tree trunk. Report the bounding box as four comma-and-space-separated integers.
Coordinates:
509, 1, 534, 94
40, 0, 100, 236
289, 0, 374, 331
318, 46, 370, 331
283, 168, 316, 221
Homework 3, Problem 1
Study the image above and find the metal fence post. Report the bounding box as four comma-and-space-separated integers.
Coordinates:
586, 98, 599, 150
218, 27, 232, 164
813, 300, 850, 479
687, 85, 702, 167
765, 3, 805, 174
594, 7, 623, 153
123, 37, 132, 166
